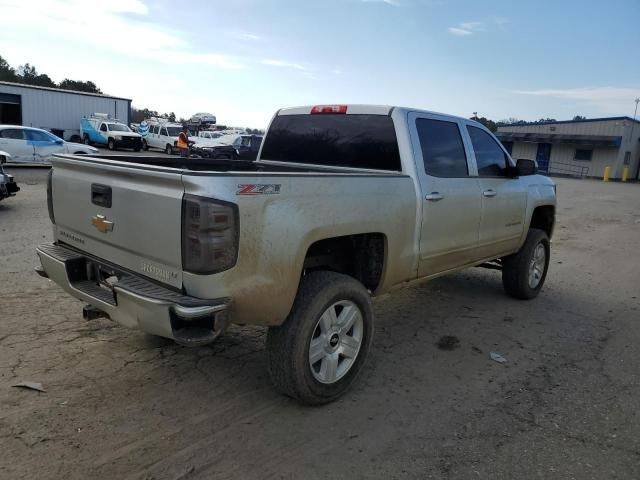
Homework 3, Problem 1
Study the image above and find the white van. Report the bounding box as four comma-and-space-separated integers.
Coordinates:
138, 118, 194, 154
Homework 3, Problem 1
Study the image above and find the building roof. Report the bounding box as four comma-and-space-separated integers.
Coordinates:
498, 116, 640, 128
0, 80, 131, 102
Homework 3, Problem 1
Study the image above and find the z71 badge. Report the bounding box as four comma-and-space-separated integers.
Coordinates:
236, 184, 281, 195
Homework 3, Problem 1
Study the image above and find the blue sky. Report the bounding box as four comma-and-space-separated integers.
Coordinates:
1, 0, 638, 127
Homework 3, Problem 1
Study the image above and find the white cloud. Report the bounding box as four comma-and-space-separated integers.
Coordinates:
236, 33, 261, 41
448, 27, 473, 36
0, 0, 242, 69
448, 21, 484, 36
360, 0, 401, 6
515, 87, 640, 114
260, 59, 307, 71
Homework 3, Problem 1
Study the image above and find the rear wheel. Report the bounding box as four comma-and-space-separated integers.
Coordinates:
266, 271, 374, 405
142, 140, 149, 151
83, 135, 91, 145
502, 228, 550, 299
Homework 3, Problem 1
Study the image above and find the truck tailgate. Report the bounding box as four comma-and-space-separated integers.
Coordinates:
50, 156, 184, 289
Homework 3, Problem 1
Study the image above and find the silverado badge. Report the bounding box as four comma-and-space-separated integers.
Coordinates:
92, 214, 114, 233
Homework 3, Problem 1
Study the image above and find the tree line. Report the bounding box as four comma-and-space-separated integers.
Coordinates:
0, 54, 102, 93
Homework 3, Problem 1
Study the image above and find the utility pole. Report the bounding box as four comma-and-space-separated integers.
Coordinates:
629, 98, 639, 141
631, 98, 640, 179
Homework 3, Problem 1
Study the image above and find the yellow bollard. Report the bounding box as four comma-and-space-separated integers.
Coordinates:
622, 167, 629, 182
603, 166, 611, 182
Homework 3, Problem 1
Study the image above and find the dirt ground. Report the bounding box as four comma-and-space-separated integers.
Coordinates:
1, 168, 639, 479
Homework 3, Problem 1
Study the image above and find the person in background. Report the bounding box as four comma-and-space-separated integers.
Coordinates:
177, 125, 190, 157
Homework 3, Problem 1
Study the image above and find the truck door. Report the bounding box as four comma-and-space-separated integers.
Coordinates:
463, 123, 526, 258
0, 128, 35, 163
408, 112, 482, 276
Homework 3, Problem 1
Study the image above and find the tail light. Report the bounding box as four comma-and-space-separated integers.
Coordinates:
46, 169, 55, 224
182, 194, 239, 274
311, 105, 348, 114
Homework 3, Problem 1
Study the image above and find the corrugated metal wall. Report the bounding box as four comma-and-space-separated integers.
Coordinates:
0, 83, 130, 139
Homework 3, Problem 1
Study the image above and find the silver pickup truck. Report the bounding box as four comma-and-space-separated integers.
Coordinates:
37, 104, 556, 404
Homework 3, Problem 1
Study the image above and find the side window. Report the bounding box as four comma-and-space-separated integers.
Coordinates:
161, 128, 168, 136
0, 128, 27, 140
241, 136, 252, 147
26, 130, 55, 142
416, 118, 468, 177
467, 126, 509, 176
100, 123, 108, 132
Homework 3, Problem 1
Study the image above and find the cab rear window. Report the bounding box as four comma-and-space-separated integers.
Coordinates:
260, 114, 401, 171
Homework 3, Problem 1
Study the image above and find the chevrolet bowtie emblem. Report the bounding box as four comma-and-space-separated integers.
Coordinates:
92, 214, 114, 233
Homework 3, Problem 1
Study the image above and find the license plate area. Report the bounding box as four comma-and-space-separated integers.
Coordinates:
66, 257, 122, 304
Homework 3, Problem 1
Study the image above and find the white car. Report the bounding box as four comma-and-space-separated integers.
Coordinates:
0, 125, 98, 164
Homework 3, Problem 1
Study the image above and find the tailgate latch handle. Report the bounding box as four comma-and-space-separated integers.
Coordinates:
91, 184, 112, 208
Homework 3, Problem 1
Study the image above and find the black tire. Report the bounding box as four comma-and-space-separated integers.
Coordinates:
142, 140, 149, 151
107, 138, 115, 151
165, 144, 174, 155
266, 271, 374, 405
502, 228, 550, 300
83, 135, 91, 145
134, 146, 141, 152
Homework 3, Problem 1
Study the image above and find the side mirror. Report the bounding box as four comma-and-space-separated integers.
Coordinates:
55, 139, 64, 145
515, 158, 538, 176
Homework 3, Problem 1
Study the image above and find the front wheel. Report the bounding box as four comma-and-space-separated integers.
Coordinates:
142, 140, 149, 151
83, 135, 91, 145
502, 228, 550, 299
165, 144, 174, 155
107, 138, 115, 151
266, 271, 374, 405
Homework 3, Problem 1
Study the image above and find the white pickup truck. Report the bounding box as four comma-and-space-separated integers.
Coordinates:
36, 104, 556, 404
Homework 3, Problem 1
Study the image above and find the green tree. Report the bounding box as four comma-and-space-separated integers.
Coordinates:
470, 115, 498, 132
572, 115, 587, 121
0, 55, 17, 82
59, 79, 102, 93
17, 63, 56, 87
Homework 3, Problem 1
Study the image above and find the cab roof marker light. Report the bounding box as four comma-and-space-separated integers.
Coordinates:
310, 105, 348, 114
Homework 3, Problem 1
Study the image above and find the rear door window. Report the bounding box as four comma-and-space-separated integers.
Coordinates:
260, 114, 401, 170
0, 128, 26, 140
416, 118, 468, 177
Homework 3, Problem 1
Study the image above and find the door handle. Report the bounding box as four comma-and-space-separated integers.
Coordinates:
483, 189, 497, 198
425, 192, 444, 201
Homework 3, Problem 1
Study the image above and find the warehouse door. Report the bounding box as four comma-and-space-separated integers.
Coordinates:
0, 93, 21, 125
536, 143, 552, 174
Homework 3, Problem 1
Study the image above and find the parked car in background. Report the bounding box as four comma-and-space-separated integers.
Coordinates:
0, 150, 20, 201
138, 118, 196, 154
80, 113, 142, 151
0, 125, 98, 164
193, 134, 263, 160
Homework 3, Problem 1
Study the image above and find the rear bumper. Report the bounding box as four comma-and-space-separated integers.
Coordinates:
36, 243, 231, 346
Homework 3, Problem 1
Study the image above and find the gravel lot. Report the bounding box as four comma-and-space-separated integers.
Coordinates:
1, 168, 639, 479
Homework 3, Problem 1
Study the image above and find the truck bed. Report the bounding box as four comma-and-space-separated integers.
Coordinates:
86, 154, 334, 173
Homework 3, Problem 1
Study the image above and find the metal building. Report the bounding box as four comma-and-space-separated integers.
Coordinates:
0, 81, 131, 141
497, 117, 640, 180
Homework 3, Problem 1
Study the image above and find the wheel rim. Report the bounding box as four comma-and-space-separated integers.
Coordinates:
309, 300, 364, 384
528, 242, 546, 289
